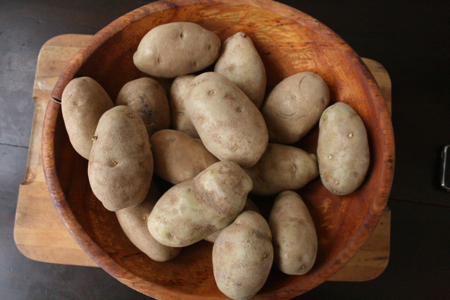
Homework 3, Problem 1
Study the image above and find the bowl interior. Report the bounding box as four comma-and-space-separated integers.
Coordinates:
50, 1, 393, 299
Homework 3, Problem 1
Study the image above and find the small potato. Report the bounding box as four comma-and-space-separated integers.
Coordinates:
61, 77, 114, 159
261, 72, 330, 144
88, 106, 153, 211
317, 102, 370, 195
149, 129, 218, 184
214, 32, 266, 108
169, 75, 198, 138
116, 184, 181, 262
245, 143, 319, 196
148, 161, 252, 247
186, 72, 269, 168
204, 198, 259, 243
213, 211, 273, 300
269, 190, 317, 275
116, 77, 170, 137
133, 22, 221, 78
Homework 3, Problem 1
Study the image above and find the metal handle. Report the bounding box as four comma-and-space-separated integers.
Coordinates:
440, 145, 450, 192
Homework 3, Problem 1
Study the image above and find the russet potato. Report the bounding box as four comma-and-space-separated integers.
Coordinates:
116, 77, 170, 137
147, 161, 252, 247
88, 106, 153, 211
115, 184, 181, 262
261, 72, 330, 144
317, 102, 370, 195
186, 72, 268, 168
61, 76, 113, 159
133, 22, 221, 78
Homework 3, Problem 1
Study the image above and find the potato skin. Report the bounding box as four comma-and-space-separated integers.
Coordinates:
245, 143, 319, 196
317, 102, 370, 195
169, 75, 199, 138
149, 129, 218, 184
115, 184, 181, 262
116, 77, 170, 137
148, 161, 252, 247
186, 72, 269, 168
214, 32, 266, 108
88, 106, 153, 211
269, 190, 317, 275
213, 211, 273, 300
133, 22, 221, 78
261, 72, 330, 144
204, 198, 260, 243
61, 77, 114, 159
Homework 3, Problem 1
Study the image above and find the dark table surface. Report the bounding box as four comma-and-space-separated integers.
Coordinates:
1, 0, 449, 299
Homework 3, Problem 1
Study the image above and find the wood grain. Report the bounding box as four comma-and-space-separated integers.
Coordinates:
39, 1, 394, 298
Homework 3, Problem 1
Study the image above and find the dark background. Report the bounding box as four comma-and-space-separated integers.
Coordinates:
1, 0, 449, 299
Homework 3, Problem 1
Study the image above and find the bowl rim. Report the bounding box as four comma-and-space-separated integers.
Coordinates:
42, 0, 395, 299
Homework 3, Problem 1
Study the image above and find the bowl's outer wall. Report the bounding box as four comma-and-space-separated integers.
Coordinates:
43, 0, 394, 299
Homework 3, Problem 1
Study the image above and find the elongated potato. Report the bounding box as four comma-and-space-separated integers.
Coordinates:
317, 102, 370, 195
213, 211, 273, 300
133, 22, 221, 78
261, 72, 330, 144
148, 161, 252, 247
214, 32, 266, 108
149, 129, 218, 184
116, 184, 181, 262
61, 77, 114, 159
245, 143, 319, 196
169, 75, 198, 138
88, 106, 153, 211
204, 198, 259, 243
269, 190, 317, 275
186, 72, 268, 168
116, 77, 170, 136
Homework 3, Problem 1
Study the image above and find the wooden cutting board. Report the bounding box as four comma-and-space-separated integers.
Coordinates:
14, 34, 392, 281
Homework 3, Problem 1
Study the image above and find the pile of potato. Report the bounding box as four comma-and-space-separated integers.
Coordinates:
61, 22, 370, 300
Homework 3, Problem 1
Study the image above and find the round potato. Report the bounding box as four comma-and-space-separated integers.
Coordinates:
88, 106, 153, 211
261, 72, 330, 144
148, 161, 252, 247
149, 129, 218, 184
133, 22, 221, 78
214, 32, 266, 108
115, 184, 181, 262
116, 77, 170, 137
61, 76, 114, 159
204, 198, 260, 243
186, 72, 269, 168
213, 211, 273, 300
245, 143, 319, 196
317, 102, 370, 195
269, 190, 318, 275
169, 75, 198, 138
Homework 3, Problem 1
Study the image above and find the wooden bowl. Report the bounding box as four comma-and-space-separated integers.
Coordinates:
42, 0, 395, 299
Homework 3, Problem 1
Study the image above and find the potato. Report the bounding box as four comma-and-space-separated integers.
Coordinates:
186, 72, 269, 168
261, 72, 330, 144
61, 76, 114, 159
116, 77, 170, 136
88, 106, 153, 211
213, 211, 273, 300
269, 190, 317, 275
214, 32, 266, 108
317, 102, 370, 195
148, 160, 252, 247
245, 143, 319, 196
133, 22, 221, 78
115, 183, 181, 262
149, 129, 218, 184
204, 198, 259, 243
169, 75, 199, 138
